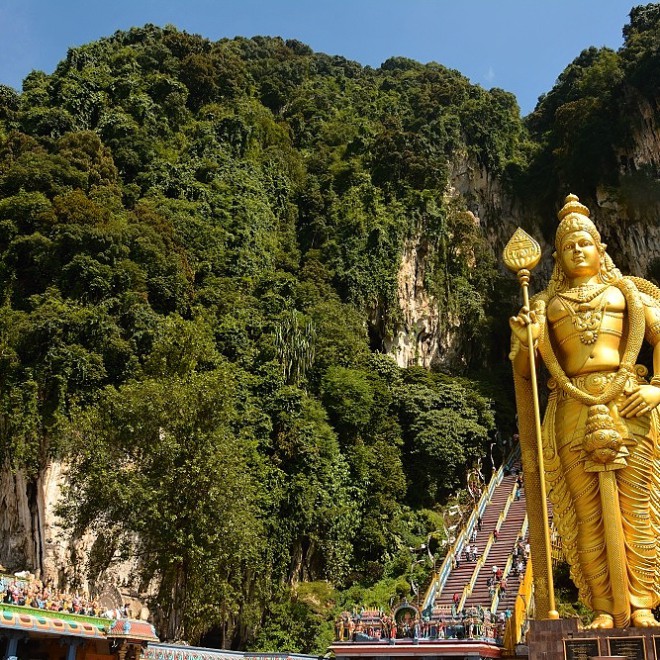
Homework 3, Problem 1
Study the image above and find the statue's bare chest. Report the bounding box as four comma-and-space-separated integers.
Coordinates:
546, 285, 626, 373
547, 285, 625, 327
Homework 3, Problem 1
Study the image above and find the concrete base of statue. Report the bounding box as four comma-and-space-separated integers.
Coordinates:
525, 617, 659, 659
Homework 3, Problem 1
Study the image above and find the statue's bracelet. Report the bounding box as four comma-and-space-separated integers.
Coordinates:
651, 376, 660, 388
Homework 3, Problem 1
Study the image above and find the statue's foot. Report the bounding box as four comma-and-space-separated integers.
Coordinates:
631, 609, 660, 627
585, 613, 614, 629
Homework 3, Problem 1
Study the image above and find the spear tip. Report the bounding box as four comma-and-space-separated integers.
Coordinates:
503, 228, 542, 273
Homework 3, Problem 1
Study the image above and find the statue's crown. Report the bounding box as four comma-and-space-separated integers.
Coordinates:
555, 193, 600, 250
558, 193, 590, 221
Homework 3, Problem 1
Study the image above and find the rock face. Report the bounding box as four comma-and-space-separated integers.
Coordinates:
0, 461, 148, 605
385, 155, 522, 369
385, 101, 660, 369
0, 468, 38, 571
385, 236, 440, 368
595, 89, 660, 279
0, 462, 78, 581
623, 89, 660, 173
40, 462, 69, 580
593, 186, 660, 280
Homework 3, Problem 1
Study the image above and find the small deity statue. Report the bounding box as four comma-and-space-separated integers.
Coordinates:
336, 617, 344, 641
509, 194, 660, 628
347, 617, 355, 640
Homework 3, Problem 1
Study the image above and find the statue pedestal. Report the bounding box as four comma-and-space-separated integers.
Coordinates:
526, 618, 658, 659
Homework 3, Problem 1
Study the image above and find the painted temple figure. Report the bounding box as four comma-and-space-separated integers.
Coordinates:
509, 194, 660, 629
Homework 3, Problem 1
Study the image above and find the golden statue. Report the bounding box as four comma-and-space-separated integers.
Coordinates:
508, 194, 660, 629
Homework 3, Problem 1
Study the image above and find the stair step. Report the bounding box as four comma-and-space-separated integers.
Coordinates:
432, 461, 528, 614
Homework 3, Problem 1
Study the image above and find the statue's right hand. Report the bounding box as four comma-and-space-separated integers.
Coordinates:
509, 306, 540, 346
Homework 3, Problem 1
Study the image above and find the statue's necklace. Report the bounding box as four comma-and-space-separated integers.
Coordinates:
539, 278, 645, 407
556, 284, 609, 345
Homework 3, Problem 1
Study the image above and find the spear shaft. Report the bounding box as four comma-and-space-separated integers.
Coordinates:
516, 268, 558, 620
503, 228, 558, 620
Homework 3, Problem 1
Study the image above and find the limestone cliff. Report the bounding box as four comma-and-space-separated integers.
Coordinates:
0, 462, 149, 611
386, 89, 660, 370
0, 462, 89, 583
0, 468, 38, 572
385, 153, 520, 369
385, 235, 441, 368
622, 88, 660, 174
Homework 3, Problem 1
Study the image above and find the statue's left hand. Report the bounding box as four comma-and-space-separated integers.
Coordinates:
619, 385, 660, 418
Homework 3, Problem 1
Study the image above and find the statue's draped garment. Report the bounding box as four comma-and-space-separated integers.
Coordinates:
513, 276, 660, 627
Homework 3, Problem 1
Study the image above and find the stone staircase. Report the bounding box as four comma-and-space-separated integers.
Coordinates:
434, 464, 527, 615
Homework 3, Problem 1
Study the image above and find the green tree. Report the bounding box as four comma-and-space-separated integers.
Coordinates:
0, 25, 525, 648
64, 366, 265, 643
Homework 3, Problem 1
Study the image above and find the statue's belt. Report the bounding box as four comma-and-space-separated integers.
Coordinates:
549, 370, 639, 398
549, 370, 644, 471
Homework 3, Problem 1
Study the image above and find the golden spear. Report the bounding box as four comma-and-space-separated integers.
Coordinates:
503, 228, 558, 620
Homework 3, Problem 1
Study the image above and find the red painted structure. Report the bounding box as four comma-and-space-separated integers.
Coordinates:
331, 639, 501, 659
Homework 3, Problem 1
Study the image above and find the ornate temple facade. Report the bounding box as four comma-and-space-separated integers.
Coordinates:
0, 603, 158, 660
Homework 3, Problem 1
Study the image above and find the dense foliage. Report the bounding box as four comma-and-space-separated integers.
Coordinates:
522, 3, 660, 224
2, 3, 660, 650
0, 25, 519, 648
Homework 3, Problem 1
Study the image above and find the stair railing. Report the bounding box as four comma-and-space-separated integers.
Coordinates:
461, 480, 518, 611
421, 444, 522, 613
495, 481, 519, 533
490, 514, 529, 615
422, 464, 504, 611
457, 530, 496, 611
457, 555, 485, 612
503, 552, 534, 653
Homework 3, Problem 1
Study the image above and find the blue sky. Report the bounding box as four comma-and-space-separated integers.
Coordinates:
0, 0, 640, 116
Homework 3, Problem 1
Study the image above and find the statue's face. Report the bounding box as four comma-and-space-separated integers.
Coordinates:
559, 230, 601, 279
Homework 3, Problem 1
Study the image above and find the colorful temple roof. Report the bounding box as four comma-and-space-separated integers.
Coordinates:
107, 617, 159, 642
0, 605, 106, 639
